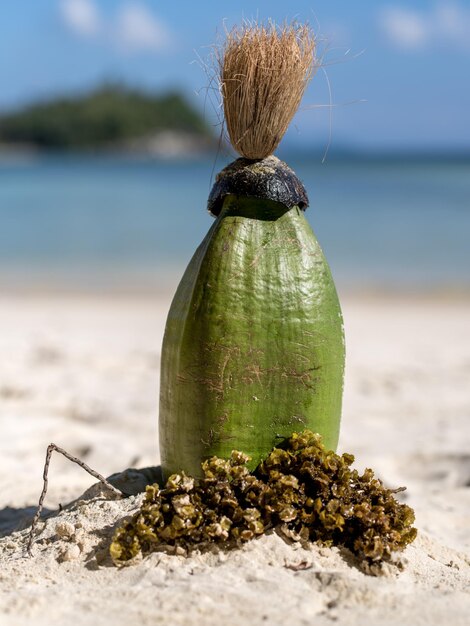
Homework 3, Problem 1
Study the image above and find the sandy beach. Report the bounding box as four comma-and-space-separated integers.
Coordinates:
1, 291, 469, 625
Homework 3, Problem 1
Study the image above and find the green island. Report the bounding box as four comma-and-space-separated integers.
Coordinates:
0, 85, 214, 152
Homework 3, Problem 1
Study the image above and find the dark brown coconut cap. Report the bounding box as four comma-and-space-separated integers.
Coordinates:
208, 155, 309, 217
219, 23, 315, 160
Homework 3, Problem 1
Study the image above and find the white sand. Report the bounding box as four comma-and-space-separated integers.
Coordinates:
1, 292, 469, 625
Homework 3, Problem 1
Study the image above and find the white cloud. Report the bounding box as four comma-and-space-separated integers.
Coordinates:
60, 0, 100, 37
59, 0, 171, 54
379, 7, 428, 49
115, 3, 171, 52
379, 2, 470, 51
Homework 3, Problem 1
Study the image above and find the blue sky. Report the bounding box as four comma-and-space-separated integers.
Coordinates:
1, 0, 470, 150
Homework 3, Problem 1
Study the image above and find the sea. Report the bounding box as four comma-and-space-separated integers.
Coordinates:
0, 152, 469, 293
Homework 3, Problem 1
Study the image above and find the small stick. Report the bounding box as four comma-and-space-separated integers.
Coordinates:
26, 443, 124, 556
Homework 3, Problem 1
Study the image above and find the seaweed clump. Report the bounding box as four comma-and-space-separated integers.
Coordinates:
110, 431, 417, 572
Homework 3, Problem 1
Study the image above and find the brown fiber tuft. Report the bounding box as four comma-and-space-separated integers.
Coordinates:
219, 22, 316, 159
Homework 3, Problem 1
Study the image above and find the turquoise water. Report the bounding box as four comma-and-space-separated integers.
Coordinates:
0, 153, 469, 291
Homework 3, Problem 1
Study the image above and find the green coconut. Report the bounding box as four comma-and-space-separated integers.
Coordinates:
159, 24, 345, 478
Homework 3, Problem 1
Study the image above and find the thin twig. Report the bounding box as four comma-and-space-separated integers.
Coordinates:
26, 443, 124, 556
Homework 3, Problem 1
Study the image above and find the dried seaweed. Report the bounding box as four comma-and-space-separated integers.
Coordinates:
110, 431, 417, 571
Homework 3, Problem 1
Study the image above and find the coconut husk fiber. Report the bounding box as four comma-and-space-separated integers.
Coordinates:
219, 22, 316, 160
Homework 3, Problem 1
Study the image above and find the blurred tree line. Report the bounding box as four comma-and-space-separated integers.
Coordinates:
0, 85, 212, 149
